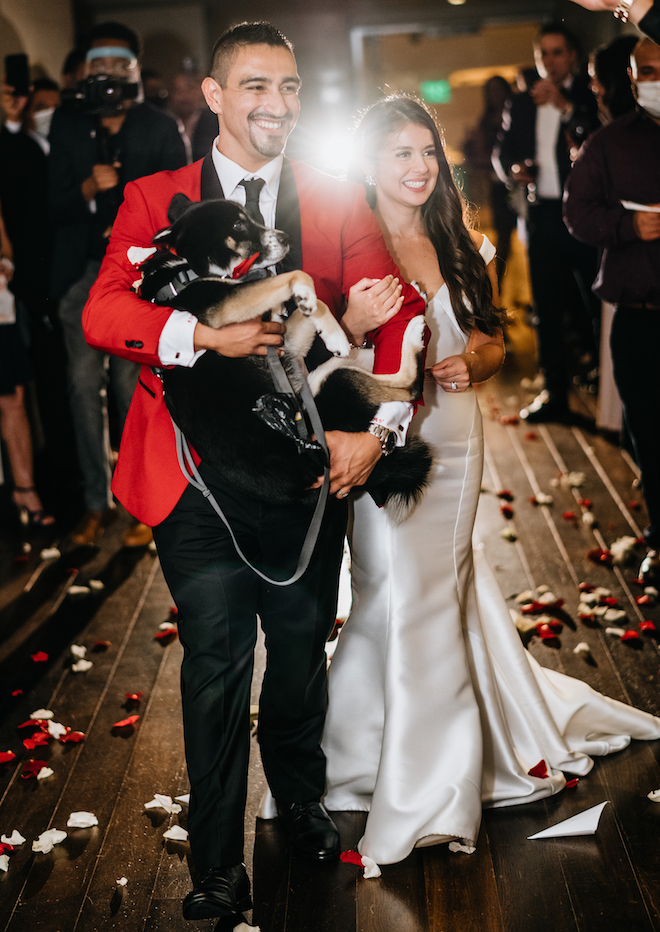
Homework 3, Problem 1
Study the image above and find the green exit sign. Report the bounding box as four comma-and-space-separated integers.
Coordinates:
420, 80, 451, 103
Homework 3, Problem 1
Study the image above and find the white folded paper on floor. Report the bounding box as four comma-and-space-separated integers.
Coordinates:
163, 825, 188, 841
528, 801, 608, 839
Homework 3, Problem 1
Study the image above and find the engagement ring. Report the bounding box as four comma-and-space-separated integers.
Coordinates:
451, 381, 457, 391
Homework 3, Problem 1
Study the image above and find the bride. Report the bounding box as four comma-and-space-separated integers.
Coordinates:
321, 95, 660, 866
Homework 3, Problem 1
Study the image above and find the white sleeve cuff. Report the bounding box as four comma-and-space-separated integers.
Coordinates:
371, 401, 415, 447
158, 310, 206, 367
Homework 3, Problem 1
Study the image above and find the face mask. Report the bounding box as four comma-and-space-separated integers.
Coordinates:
33, 107, 55, 138
636, 80, 660, 119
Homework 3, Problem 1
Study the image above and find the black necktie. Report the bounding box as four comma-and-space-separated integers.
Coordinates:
239, 178, 266, 226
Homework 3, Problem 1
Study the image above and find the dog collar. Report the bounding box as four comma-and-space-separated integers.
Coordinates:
232, 253, 261, 279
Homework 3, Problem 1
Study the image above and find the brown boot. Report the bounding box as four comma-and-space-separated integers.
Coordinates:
122, 522, 153, 548
70, 508, 115, 546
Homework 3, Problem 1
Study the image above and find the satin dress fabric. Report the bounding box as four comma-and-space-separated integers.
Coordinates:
320, 236, 660, 866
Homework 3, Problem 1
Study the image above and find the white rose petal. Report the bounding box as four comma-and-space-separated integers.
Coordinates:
70, 644, 87, 659
604, 608, 627, 622
46, 721, 68, 739
144, 794, 182, 815
610, 535, 638, 565
32, 828, 67, 854
72, 659, 93, 673
361, 854, 381, 878
0, 854, 9, 872
1, 831, 26, 846
68, 585, 91, 597
117, 876, 129, 886
175, 793, 190, 805
605, 627, 627, 637
40, 547, 60, 561
88, 579, 105, 591
67, 811, 98, 829
647, 788, 660, 802
30, 709, 54, 720
449, 840, 477, 855
163, 825, 189, 841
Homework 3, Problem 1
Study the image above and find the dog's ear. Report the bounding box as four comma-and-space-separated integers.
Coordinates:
168, 193, 194, 225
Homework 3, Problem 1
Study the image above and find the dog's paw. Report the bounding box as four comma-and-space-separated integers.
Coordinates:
404, 315, 426, 349
320, 327, 351, 358
291, 277, 317, 316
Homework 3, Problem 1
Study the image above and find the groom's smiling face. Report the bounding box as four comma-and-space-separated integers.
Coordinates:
203, 43, 301, 171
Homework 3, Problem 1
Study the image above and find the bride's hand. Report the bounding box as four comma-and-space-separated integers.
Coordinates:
342, 275, 403, 345
427, 354, 472, 392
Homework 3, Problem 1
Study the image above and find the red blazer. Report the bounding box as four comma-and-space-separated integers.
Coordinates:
83, 156, 425, 526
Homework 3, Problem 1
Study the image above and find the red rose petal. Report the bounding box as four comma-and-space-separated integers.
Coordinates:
579, 582, 596, 592
112, 714, 140, 728
528, 760, 549, 779
604, 597, 618, 606
562, 511, 577, 523
154, 627, 178, 642
21, 759, 48, 779
621, 630, 640, 641
587, 548, 612, 566
11, 689, 23, 697
499, 504, 514, 519
23, 732, 50, 750
636, 595, 652, 605
30, 651, 49, 663
60, 730, 86, 744
630, 577, 645, 586
169, 606, 179, 615
640, 620, 657, 632
500, 415, 519, 426
13, 555, 29, 564
577, 498, 592, 510
340, 850, 364, 866
497, 490, 514, 501
628, 501, 641, 511
93, 640, 111, 651
565, 778, 579, 789
524, 431, 538, 440
125, 692, 143, 701
0, 842, 16, 855
536, 622, 559, 641
0, 750, 16, 764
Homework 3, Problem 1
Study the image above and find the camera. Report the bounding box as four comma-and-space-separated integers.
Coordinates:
60, 74, 139, 115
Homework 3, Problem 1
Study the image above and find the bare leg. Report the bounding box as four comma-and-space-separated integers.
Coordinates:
0, 385, 52, 521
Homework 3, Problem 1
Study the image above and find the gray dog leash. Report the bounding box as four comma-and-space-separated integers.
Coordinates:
172, 346, 330, 587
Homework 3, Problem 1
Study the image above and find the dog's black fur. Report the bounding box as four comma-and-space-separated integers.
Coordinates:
139, 194, 432, 512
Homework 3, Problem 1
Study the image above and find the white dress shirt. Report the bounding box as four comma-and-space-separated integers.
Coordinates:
155, 141, 413, 441
535, 76, 574, 200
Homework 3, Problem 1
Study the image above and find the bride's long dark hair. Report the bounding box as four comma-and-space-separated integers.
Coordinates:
352, 95, 504, 337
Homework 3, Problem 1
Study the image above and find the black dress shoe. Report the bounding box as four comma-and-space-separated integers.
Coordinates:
640, 549, 660, 587
182, 864, 252, 921
276, 801, 340, 861
520, 390, 570, 424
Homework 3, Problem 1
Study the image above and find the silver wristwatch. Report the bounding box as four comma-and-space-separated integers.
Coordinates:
368, 422, 397, 456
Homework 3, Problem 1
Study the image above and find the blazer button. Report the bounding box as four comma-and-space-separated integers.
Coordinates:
125, 340, 143, 348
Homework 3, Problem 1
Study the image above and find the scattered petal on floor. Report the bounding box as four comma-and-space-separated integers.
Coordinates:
610, 536, 639, 565
71, 645, 87, 659
528, 760, 549, 779
37, 767, 54, 780
175, 793, 190, 804
163, 825, 188, 841
112, 714, 140, 729
46, 721, 68, 739
40, 548, 61, 561
117, 876, 129, 886
640, 620, 657, 632
72, 659, 93, 673
621, 630, 641, 642
23, 732, 50, 750
0, 750, 17, 764
88, 579, 105, 592
605, 627, 627, 637
68, 586, 91, 597
145, 795, 182, 815
32, 829, 67, 854
60, 731, 85, 744
573, 642, 593, 661
30, 709, 54, 720
648, 789, 660, 802
448, 840, 476, 855
1, 831, 25, 846
67, 811, 98, 829
500, 526, 518, 542
30, 651, 48, 663
0, 854, 8, 872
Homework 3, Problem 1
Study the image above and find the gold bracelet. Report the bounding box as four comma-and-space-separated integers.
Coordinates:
614, 0, 633, 22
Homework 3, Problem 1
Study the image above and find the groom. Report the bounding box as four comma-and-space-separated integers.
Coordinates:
84, 20, 424, 924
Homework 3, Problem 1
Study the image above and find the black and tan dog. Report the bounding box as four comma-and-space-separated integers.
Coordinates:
139, 193, 432, 513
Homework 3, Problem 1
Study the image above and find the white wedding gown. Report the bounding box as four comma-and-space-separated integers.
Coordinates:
320, 236, 660, 866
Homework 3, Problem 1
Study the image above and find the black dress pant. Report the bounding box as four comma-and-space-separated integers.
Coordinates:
153, 468, 347, 871
611, 307, 660, 549
527, 199, 600, 400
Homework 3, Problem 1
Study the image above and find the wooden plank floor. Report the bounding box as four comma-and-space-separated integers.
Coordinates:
1, 335, 660, 931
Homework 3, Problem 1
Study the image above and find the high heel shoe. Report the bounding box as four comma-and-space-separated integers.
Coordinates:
12, 486, 56, 529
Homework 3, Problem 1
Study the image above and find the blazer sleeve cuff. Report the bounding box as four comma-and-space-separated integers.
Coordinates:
158, 310, 206, 367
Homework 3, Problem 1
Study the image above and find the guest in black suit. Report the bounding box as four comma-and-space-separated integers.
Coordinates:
493, 23, 600, 422
49, 21, 186, 547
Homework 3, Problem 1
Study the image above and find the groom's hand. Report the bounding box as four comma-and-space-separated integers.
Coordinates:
309, 431, 381, 495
